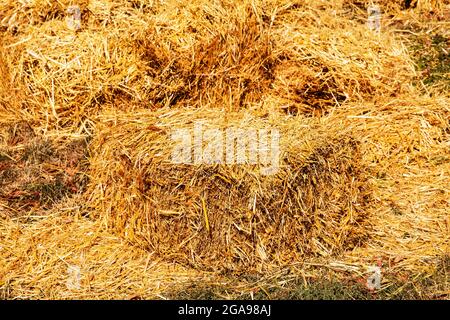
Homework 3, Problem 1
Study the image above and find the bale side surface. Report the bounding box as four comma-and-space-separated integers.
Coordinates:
87, 108, 372, 270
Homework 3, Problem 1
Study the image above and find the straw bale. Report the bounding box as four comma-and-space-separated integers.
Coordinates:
134, 0, 417, 113
0, 0, 421, 127
87, 108, 372, 270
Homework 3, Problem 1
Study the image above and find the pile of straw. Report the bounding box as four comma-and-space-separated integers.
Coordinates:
0, 208, 204, 299
87, 108, 372, 270
0, 0, 418, 126
0, 0, 448, 298
343, 0, 449, 12
329, 93, 449, 281
132, 0, 417, 113
0, 37, 25, 113
375, 0, 450, 12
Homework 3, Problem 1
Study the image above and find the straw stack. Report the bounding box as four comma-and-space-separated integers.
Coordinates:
1, 0, 418, 127
87, 108, 372, 270
133, 0, 417, 113
0, 0, 448, 298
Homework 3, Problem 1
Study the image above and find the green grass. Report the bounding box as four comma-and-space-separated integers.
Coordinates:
164, 255, 449, 300
409, 32, 450, 90
25, 177, 72, 206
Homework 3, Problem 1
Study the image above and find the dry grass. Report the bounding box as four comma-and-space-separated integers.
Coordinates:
0, 120, 88, 215
0, 0, 448, 299
0, 206, 205, 299
326, 94, 449, 297
0, 0, 419, 125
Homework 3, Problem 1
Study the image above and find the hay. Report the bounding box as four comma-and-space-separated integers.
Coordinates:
133, 0, 417, 113
0, 13, 150, 127
0, 35, 26, 113
328, 93, 450, 279
0, 209, 203, 299
266, 17, 416, 115
0, 0, 448, 298
1, 0, 419, 127
344, 0, 450, 13
86, 108, 372, 270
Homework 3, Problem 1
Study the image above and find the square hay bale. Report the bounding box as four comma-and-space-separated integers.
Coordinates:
0, 0, 153, 128
87, 108, 372, 270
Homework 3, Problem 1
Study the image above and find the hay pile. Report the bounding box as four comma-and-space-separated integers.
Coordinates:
375, 0, 450, 12
0, 37, 25, 113
0, 0, 448, 298
87, 108, 372, 270
131, 0, 417, 114
0, 208, 203, 299
0, 0, 418, 126
0, 0, 151, 127
328, 93, 449, 279
344, 0, 449, 13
